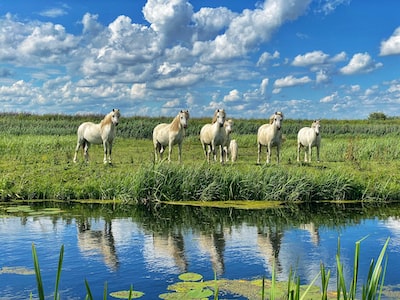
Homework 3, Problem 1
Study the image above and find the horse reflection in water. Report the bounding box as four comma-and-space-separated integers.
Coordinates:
77, 219, 119, 271
198, 226, 226, 275
257, 222, 320, 277
149, 231, 188, 273
257, 226, 284, 275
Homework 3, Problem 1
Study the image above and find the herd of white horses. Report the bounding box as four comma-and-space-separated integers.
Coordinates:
73, 108, 321, 165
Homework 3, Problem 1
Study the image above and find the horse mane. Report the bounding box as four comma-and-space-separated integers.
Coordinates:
269, 111, 284, 124
311, 119, 320, 128
212, 109, 225, 124
170, 110, 189, 132
100, 109, 120, 128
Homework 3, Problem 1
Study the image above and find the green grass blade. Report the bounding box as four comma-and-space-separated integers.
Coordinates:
261, 275, 265, 300
214, 270, 219, 300
336, 253, 347, 300
84, 279, 93, 300
320, 263, 331, 300
363, 237, 390, 300
270, 261, 276, 300
103, 281, 108, 300
287, 268, 293, 300
32, 243, 45, 300
378, 255, 388, 299
128, 284, 133, 300
299, 271, 320, 300
54, 244, 64, 300
350, 239, 360, 299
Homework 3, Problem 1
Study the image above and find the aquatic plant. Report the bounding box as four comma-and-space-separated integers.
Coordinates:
30, 237, 390, 300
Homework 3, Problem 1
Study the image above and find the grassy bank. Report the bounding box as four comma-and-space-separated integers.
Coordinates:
1, 131, 400, 202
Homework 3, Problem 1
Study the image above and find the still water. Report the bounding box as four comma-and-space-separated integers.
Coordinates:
1, 202, 400, 299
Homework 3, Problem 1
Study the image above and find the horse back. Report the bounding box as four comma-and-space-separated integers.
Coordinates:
298, 127, 318, 146
257, 123, 281, 145
200, 123, 213, 144
78, 122, 104, 144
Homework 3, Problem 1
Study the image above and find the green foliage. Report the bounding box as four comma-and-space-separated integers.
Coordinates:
1, 112, 400, 138
368, 112, 387, 120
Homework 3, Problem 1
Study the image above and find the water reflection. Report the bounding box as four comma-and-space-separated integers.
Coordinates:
77, 219, 119, 271
198, 227, 226, 275
146, 230, 188, 273
257, 225, 284, 274
1, 202, 400, 299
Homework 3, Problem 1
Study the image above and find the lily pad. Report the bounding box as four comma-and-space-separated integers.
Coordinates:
178, 272, 203, 282
6, 205, 34, 214
186, 287, 213, 298
109, 290, 144, 299
0, 266, 35, 275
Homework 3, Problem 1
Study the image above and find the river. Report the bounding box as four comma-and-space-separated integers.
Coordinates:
0, 202, 399, 299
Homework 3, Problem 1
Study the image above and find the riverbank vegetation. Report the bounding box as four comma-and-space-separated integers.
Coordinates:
1, 113, 400, 202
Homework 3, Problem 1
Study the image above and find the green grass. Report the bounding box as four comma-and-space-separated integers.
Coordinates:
1, 132, 400, 202
1, 113, 400, 202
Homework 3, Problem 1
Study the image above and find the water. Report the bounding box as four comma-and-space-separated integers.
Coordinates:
1, 202, 400, 299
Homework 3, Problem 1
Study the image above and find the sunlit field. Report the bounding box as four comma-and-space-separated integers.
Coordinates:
1, 113, 400, 202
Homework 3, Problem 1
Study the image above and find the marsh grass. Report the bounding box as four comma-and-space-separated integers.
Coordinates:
1, 128, 400, 202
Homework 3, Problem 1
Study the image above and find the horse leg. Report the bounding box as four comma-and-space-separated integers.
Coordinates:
308, 145, 312, 163
266, 144, 271, 164
211, 142, 217, 162
73, 140, 82, 163
276, 145, 280, 164
297, 143, 301, 162
108, 142, 113, 164
168, 142, 173, 163
103, 141, 109, 164
154, 142, 160, 162
177, 143, 182, 163
304, 146, 308, 162
257, 143, 261, 164
83, 141, 90, 163
207, 145, 213, 164
219, 145, 224, 164
201, 142, 208, 162
316, 146, 320, 163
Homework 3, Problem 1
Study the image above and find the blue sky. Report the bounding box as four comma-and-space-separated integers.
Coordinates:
1, 0, 400, 119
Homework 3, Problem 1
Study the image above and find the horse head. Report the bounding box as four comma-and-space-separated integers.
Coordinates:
213, 109, 226, 128
179, 110, 189, 129
312, 120, 320, 136
271, 112, 283, 130
111, 109, 121, 126
224, 119, 234, 134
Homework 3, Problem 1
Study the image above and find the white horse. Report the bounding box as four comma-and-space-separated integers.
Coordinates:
73, 109, 121, 164
222, 120, 234, 162
228, 139, 238, 162
257, 112, 284, 164
153, 110, 190, 163
297, 120, 321, 162
200, 109, 226, 163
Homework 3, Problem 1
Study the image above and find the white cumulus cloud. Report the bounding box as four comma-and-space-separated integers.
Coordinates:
274, 75, 312, 88
340, 52, 382, 75
292, 50, 329, 67
380, 27, 400, 56
320, 91, 338, 103
223, 89, 241, 102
